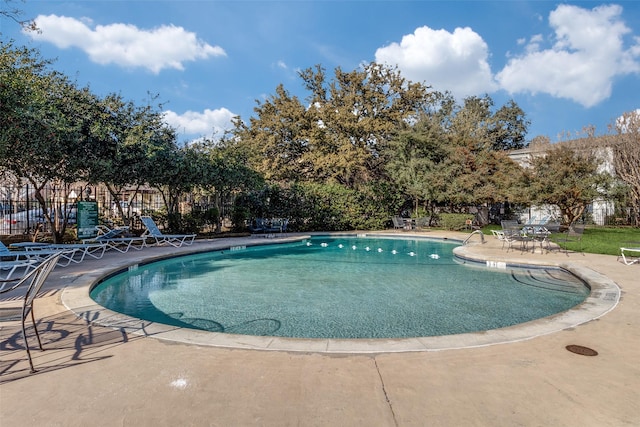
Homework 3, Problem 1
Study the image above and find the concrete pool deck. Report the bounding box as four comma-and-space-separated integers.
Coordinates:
1, 231, 639, 426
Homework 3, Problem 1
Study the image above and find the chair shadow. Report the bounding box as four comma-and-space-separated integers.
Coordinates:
0, 308, 148, 383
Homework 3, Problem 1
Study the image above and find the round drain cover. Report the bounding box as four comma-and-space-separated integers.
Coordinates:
566, 345, 598, 356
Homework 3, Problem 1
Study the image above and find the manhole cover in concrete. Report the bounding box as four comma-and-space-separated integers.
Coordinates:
566, 345, 598, 356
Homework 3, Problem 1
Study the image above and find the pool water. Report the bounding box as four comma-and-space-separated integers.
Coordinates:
90, 236, 589, 339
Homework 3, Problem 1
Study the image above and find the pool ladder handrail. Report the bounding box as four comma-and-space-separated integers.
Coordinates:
463, 229, 485, 245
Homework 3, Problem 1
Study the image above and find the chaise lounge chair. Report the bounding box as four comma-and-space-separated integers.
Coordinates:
10, 241, 107, 264
1, 241, 77, 267
0, 259, 38, 283
619, 247, 640, 265
140, 216, 196, 247
82, 226, 148, 253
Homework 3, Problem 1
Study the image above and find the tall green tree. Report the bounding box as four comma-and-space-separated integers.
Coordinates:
386, 96, 526, 214
489, 99, 530, 151
234, 84, 310, 182
233, 63, 434, 189
0, 42, 110, 241
386, 112, 448, 216
84, 93, 172, 223
185, 138, 264, 232
144, 126, 190, 219
527, 145, 611, 225
446, 95, 529, 151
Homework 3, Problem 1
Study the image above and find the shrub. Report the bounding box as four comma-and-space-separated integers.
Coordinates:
233, 181, 397, 232
439, 213, 474, 230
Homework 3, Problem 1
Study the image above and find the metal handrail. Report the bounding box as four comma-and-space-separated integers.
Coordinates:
463, 230, 485, 245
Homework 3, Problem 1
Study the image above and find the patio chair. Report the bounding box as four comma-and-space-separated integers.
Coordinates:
414, 217, 431, 230
619, 247, 640, 265
392, 216, 409, 231
500, 220, 520, 230
140, 216, 196, 247
0, 251, 65, 373
264, 218, 289, 234
491, 230, 505, 240
525, 216, 550, 234
248, 218, 266, 234
555, 223, 585, 254
499, 220, 522, 249
502, 228, 533, 252
95, 225, 128, 239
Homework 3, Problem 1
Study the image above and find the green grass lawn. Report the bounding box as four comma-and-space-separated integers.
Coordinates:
553, 227, 640, 256
481, 225, 640, 256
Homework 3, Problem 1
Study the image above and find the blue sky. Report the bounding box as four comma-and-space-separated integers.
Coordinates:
2, 0, 639, 143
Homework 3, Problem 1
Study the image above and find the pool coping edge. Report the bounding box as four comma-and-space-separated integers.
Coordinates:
60, 234, 621, 354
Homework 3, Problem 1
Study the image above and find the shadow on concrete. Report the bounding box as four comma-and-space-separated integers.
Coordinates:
0, 309, 144, 383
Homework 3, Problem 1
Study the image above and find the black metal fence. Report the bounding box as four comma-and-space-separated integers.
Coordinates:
0, 183, 168, 236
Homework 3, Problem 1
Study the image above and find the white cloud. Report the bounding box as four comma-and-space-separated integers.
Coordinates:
375, 26, 497, 97
496, 4, 640, 107
163, 108, 236, 138
27, 14, 226, 73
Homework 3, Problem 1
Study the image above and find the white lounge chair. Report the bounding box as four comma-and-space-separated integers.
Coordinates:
10, 241, 107, 264
140, 216, 196, 247
82, 226, 148, 253
1, 241, 77, 267
0, 260, 38, 284
620, 247, 640, 265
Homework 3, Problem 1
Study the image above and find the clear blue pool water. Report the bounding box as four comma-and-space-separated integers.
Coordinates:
90, 236, 589, 339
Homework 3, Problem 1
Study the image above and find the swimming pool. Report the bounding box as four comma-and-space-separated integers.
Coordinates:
90, 236, 589, 339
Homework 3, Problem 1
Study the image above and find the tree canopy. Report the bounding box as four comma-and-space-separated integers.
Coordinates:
3, 38, 632, 234
229, 62, 531, 224
526, 145, 610, 225
610, 111, 640, 226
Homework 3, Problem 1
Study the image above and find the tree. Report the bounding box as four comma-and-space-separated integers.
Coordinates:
0, 42, 109, 241
386, 112, 448, 216
527, 145, 610, 225
446, 96, 529, 151
429, 133, 523, 209
233, 63, 434, 189
144, 127, 190, 218
0, 0, 37, 32
184, 138, 264, 232
84, 93, 171, 224
488, 99, 530, 150
234, 84, 311, 182
398, 97, 525, 211
610, 111, 640, 226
